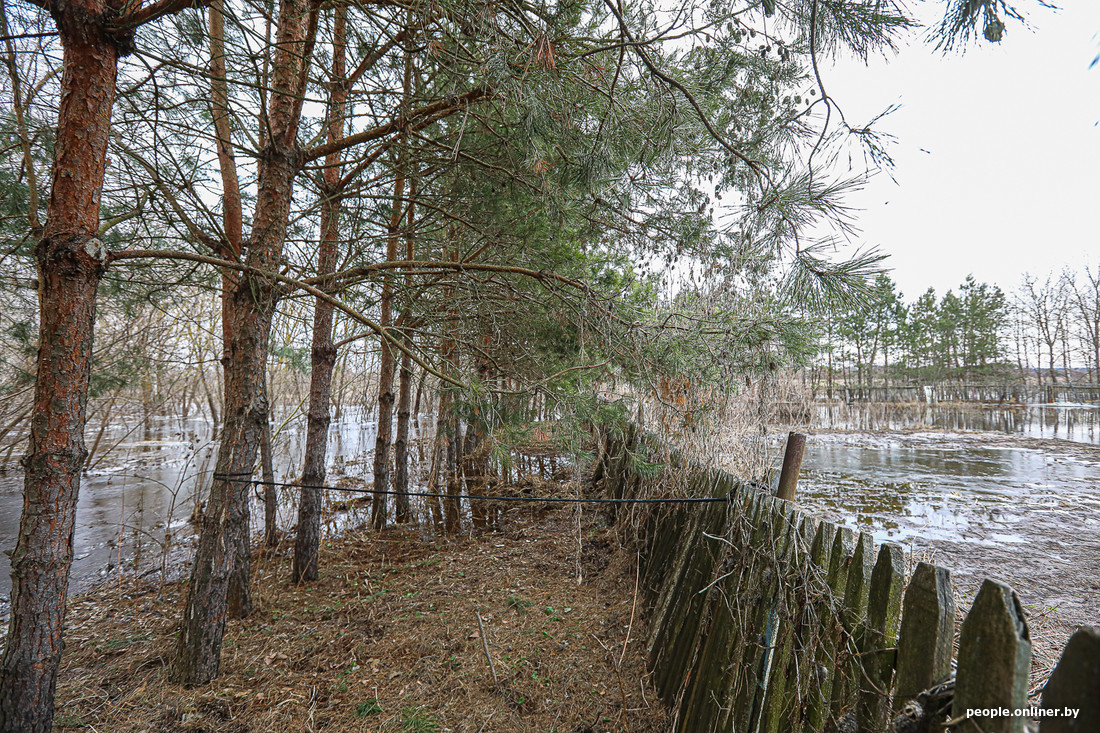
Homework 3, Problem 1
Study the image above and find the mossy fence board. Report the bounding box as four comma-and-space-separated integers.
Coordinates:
600, 427, 1096, 733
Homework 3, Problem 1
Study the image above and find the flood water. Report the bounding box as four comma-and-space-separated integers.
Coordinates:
798, 403, 1100, 625
0, 408, 393, 618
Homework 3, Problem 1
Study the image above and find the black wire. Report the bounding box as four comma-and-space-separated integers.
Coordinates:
212, 473, 729, 505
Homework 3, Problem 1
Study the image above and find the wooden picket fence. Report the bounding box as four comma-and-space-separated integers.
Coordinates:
597, 426, 1098, 733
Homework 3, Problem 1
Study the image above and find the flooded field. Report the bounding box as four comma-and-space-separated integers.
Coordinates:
0, 408, 390, 617
799, 403, 1100, 627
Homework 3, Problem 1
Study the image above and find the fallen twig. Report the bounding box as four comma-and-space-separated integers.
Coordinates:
475, 611, 498, 685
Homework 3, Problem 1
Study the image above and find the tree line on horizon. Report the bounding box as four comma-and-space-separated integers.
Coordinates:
811, 266, 1100, 391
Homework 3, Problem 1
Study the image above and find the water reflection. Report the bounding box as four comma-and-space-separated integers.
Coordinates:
814, 403, 1100, 444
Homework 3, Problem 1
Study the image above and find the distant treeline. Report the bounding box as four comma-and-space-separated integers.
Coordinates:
812, 267, 1100, 389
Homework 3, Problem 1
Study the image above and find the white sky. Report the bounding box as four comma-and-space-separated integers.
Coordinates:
821, 2, 1100, 300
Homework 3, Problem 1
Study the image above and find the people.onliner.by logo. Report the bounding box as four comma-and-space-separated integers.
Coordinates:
967, 707, 1080, 719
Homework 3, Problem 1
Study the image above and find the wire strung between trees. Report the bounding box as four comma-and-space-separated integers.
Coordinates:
212, 473, 730, 505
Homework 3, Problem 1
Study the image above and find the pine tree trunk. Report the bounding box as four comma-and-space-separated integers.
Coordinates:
442, 384, 464, 536
209, 0, 255, 622
261, 414, 277, 548
172, 0, 315, 685
393, 174, 416, 524
413, 367, 427, 427
394, 350, 413, 522
370, 31, 414, 530
464, 426, 484, 531
466, 339, 492, 532
0, 6, 119, 729
883, 345, 890, 394
370, 174, 405, 529
441, 241, 461, 535
441, 390, 457, 532
425, 414, 444, 528
293, 5, 345, 583
173, 279, 274, 685
293, 272, 337, 579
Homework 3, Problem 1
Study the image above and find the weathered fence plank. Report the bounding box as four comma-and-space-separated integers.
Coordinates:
857, 542, 905, 732
953, 579, 1032, 733
757, 505, 801, 733
1038, 626, 1100, 733
805, 524, 854, 731
676, 492, 751, 731
651, 493, 730, 702
731, 496, 782, 732
759, 512, 819, 733
894, 563, 955, 706
832, 531, 875, 728
794, 519, 837, 732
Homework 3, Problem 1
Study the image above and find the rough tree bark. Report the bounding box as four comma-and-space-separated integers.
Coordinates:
441, 241, 462, 535
393, 178, 417, 523
0, 1, 126, 728
370, 31, 414, 530
369, 161, 406, 530
293, 4, 346, 583
171, 0, 317, 685
443, 393, 462, 534
425, 410, 444, 528
465, 336, 492, 532
371, 320, 397, 529
206, 0, 256, 617
394, 344, 413, 522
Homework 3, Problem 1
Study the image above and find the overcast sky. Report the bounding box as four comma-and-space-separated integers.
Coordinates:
821, 2, 1100, 300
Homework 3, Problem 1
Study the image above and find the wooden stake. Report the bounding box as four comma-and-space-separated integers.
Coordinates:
775, 432, 806, 502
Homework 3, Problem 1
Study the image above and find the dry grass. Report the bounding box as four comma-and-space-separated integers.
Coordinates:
645, 371, 813, 484
946, 580, 1080, 701
54, 505, 667, 733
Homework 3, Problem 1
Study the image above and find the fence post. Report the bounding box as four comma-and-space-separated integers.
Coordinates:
1037, 626, 1100, 732
775, 431, 806, 501
953, 579, 1032, 733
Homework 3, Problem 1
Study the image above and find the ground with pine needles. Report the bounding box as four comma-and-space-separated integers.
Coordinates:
54, 501, 666, 733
